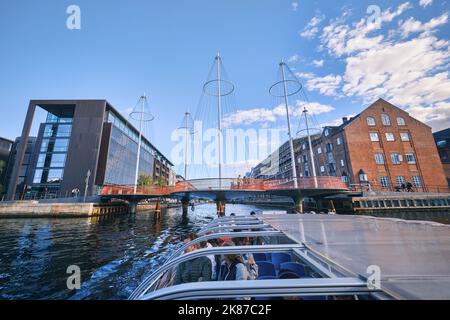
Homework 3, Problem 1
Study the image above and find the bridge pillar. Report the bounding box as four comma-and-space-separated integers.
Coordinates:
128, 201, 138, 214
181, 199, 190, 216
292, 196, 304, 214
216, 200, 226, 217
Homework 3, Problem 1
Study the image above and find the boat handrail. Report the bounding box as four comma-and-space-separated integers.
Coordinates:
165, 230, 286, 263
201, 216, 261, 229
129, 244, 304, 300
197, 224, 274, 236
138, 277, 376, 300
201, 219, 263, 230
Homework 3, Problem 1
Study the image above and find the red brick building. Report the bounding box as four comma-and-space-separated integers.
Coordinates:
296, 99, 448, 192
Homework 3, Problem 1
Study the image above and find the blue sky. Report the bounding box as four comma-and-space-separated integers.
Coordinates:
0, 0, 449, 177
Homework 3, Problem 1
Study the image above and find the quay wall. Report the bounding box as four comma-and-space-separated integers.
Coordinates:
0, 201, 180, 218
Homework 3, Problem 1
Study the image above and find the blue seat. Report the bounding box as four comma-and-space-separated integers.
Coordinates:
271, 253, 291, 271
257, 275, 277, 280
253, 253, 268, 262
279, 262, 306, 278
256, 261, 276, 277
278, 271, 299, 279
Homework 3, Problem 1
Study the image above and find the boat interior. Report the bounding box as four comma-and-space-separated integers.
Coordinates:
129, 214, 450, 300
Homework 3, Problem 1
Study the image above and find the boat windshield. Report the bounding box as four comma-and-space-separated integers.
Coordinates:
129, 215, 389, 300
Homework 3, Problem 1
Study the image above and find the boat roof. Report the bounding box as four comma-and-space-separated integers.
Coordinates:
259, 214, 450, 300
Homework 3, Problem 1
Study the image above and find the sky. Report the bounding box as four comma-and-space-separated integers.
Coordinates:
0, 0, 449, 177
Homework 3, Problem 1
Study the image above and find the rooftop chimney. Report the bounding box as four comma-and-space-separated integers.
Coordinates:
342, 117, 348, 124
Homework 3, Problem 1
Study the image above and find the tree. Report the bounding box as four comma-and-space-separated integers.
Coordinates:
138, 174, 154, 186
155, 176, 167, 187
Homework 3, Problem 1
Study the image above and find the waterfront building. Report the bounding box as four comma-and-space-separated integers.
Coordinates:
6, 100, 173, 200
250, 99, 448, 193
433, 128, 450, 188
3, 137, 37, 199
296, 99, 448, 192
250, 135, 320, 180
0, 137, 13, 194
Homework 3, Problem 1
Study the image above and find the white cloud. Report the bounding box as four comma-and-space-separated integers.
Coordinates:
305, 4, 450, 131
295, 72, 315, 79
222, 101, 334, 127
288, 54, 301, 63
306, 74, 343, 96
320, 2, 412, 56
400, 12, 448, 38
312, 59, 324, 67
300, 13, 325, 39
292, 2, 299, 11
420, 0, 433, 8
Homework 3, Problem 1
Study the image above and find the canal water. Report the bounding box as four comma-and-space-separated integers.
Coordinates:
0, 204, 285, 300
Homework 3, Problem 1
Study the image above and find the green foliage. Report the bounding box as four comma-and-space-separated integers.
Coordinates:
155, 176, 167, 187
138, 174, 154, 186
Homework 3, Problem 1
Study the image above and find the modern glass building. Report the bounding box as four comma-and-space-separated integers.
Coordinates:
6, 100, 173, 200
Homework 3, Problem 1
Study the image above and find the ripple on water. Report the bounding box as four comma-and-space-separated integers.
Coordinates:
0, 204, 283, 299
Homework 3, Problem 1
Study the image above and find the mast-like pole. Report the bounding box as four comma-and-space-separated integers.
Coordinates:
134, 94, 145, 194
184, 112, 189, 180
304, 108, 318, 188
216, 53, 222, 189
280, 61, 298, 188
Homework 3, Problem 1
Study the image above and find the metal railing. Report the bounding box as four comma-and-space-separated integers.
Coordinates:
129, 244, 305, 300
100, 177, 349, 197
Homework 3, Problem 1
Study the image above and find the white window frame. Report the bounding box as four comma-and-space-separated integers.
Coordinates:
367, 117, 376, 126
400, 132, 410, 141
385, 133, 395, 141
397, 117, 406, 126
370, 133, 379, 142
406, 153, 416, 164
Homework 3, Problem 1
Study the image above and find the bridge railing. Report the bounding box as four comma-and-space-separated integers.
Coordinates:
100, 177, 348, 197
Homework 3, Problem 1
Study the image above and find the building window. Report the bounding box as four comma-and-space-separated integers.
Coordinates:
56, 125, 72, 137
385, 133, 395, 141
400, 132, 410, 141
381, 114, 391, 126
380, 176, 390, 188
370, 133, 379, 142
337, 137, 341, 145
317, 147, 322, 154
412, 176, 422, 187
320, 166, 325, 173
437, 140, 447, 147
302, 155, 308, 163
37, 154, 47, 167
341, 175, 349, 183
326, 143, 333, 152
391, 153, 402, 165
50, 154, 66, 168
53, 139, 70, 152
375, 153, 385, 164
396, 176, 406, 186
44, 124, 56, 138
302, 143, 306, 150
324, 129, 329, 136
367, 117, 376, 126
340, 159, 345, 167
406, 153, 416, 164
397, 117, 406, 126
33, 169, 43, 184
47, 169, 64, 183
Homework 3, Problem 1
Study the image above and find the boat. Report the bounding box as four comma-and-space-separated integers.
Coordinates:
129, 213, 450, 300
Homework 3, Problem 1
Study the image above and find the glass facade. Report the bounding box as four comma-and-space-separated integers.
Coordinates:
104, 125, 154, 185
32, 112, 72, 192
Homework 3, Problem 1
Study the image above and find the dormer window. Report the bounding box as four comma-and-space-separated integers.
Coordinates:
324, 129, 329, 136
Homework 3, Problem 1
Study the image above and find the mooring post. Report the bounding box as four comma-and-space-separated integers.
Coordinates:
154, 201, 161, 220
216, 200, 226, 217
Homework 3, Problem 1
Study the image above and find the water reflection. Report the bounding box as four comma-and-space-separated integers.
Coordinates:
0, 204, 280, 300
